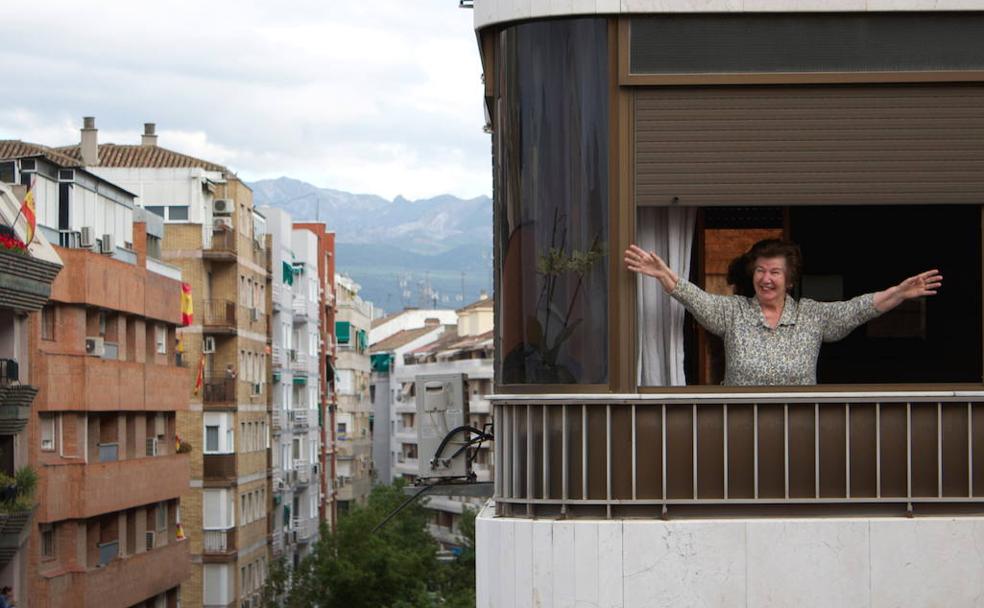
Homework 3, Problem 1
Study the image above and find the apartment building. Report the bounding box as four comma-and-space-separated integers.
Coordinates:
53, 120, 271, 608
0, 150, 191, 607
369, 313, 452, 484
292, 222, 337, 530
258, 208, 325, 568
390, 296, 493, 551
0, 181, 62, 608
332, 275, 373, 513
474, 4, 984, 605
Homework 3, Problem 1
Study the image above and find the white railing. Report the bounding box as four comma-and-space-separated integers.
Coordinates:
294, 460, 312, 485
290, 408, 311, 429
291, 516, 318, 542
203, 529, 231, 552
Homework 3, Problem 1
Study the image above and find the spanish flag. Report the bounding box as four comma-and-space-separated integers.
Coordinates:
20, 181, 36, 245
193, 353, 205, 396
180, 283, 193, 325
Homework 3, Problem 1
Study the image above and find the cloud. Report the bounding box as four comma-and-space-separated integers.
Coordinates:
0, 0, 490, 200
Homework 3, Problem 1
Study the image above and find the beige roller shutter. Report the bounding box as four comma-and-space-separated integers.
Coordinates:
635, 85, 984, 206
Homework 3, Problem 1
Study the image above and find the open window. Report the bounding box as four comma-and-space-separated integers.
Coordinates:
637, 204, 983, 386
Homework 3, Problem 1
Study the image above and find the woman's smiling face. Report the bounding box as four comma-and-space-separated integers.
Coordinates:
753, 256, 788, 305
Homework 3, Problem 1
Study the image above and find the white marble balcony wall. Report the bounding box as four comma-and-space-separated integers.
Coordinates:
476, 502, 984, 608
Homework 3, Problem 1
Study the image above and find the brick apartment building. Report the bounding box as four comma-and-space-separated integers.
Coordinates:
0, 148, 191, 607
53, 120, 272, 608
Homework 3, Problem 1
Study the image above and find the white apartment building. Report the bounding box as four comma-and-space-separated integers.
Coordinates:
376, 296, 494, 551
260, 206, 322, 567
370, 313, 453, 484
333, 275, 373, 513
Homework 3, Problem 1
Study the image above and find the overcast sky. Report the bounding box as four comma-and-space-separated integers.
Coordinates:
0, 1, 489, 200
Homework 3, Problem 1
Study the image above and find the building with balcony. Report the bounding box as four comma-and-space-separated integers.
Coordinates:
0, 180, 62, 607
50, 119, 270, 608
258, 208, 326, 569
369, 315, 450, 484
390, 296, 493, 551
292, 222, 337, 531
0, 149, 191, 607
333, 275, 374, 513
473, 3, 984, 606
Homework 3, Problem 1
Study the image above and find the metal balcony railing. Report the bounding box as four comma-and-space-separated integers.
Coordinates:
203, 528, 236, 553
203, 376, 236, 404
0, 358, 19, 384
203, 299, 237, 329
294, 461, 312, 486
493, 392, 984, 518
289, 409, 311, 429
271, 409, 283, 431
291, 516, 318, 542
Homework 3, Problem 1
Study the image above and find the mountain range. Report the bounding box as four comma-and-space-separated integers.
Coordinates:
249, 177, 492, 314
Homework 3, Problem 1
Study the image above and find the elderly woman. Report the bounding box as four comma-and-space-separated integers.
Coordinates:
624, 239, 942, 386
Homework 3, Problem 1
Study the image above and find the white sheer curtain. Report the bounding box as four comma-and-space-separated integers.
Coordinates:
637, 207, 697, 386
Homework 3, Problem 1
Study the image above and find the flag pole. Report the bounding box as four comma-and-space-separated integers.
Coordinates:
10, 176, 34, 238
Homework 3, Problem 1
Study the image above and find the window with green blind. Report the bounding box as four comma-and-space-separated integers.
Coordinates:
335, 321, 351, 345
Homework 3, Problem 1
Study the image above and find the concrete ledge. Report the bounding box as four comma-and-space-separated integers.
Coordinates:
477, 504, 984, 607
474, 0, 984, 30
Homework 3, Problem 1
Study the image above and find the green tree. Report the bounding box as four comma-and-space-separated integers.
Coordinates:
263, 482, 479, 608
434, 506, 476, 608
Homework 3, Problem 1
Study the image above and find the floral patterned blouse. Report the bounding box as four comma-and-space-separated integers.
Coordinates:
670, 278, 882, 386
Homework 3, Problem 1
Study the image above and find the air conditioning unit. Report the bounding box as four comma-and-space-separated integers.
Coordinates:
202, 336, 216, 354
145, 531, 156, 551
99, 233, 114, 254
213, 217, 233, 231
213, 198, 233, 215
80, 226, 95, 248
146, 437, 159, 457
250, 307, 260, 322
85, 336, 105, 357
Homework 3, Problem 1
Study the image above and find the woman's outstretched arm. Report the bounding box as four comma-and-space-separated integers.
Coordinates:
873, 269, 943, 313
625, 244, 733, 336
624, 244, 679, 293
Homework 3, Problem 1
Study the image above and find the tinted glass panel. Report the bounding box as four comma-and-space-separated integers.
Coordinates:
496, 19, 609, 385
168, 205, 189, 221
631, 13, 984, 74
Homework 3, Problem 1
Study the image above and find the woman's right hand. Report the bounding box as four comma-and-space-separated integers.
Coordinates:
624, 244, 679, 293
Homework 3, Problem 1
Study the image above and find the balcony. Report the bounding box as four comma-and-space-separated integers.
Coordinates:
203, 375, 236, 406
203, 299, 237, 334
0, 246, 61, 311
271, 409, 283, 433
0, 359, 35, 434
41, 453, 190, 522
53, 538, 191, 607
39, 354, 188, 413
492, 392, 984, 518
291, 516, 318, 543
203, 228, 237, 261
203, 453, 236, 483
0, 511, 31, 571
294, 461, 312, 486
203, 528, 237, 561
290, 408, 312, 430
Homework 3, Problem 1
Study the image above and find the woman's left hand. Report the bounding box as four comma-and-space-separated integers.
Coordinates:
896, 269, 943, 300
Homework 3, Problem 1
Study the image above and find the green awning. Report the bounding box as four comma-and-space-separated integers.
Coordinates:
356, 328, 368, 352
282, 261, 293, 285
293, 375, 307, 385
272, 371, 282, 383
371, 353, 394, 373
335, 321, 351, 344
